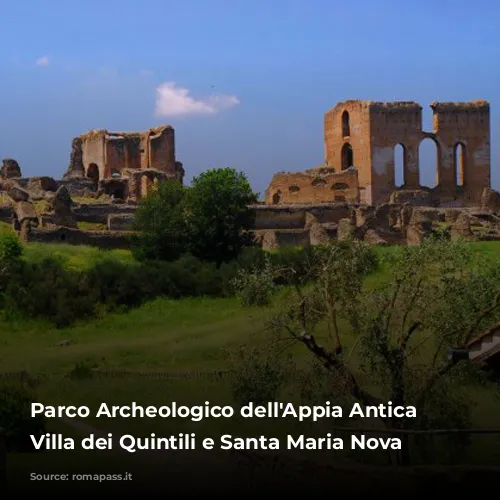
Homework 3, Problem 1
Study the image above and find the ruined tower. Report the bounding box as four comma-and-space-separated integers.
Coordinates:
64, 125, 184, 201
324, 99, 491, 205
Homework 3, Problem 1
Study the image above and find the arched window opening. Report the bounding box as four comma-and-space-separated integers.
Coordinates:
289, 185, 300, 193
272, 191, 282, 204
342, 111, 350, 137
312, 178, 327, 187
418, 138, 439, 188
394, 144, 406, 187
341, 143, 354, 170
454, 143, 465, 187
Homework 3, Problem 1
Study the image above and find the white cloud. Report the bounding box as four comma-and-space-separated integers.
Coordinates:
35, 56, 50, 67
155, 81, 240, 117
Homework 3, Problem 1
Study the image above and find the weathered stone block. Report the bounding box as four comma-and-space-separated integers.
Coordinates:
0, 158, 22, 179
107, 214, 135, 231
337, 218, 355, 241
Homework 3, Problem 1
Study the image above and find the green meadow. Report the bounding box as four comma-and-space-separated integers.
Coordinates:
3, 240, 500, 478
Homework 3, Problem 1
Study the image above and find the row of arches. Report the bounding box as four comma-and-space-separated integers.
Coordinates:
394, 140, 465, 188
339, 140, 466, 188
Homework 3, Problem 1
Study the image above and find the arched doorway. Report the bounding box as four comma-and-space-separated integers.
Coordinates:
418, 138, 439, 188
394, 144, 406, 187
87, 163, 99, 183
342, 111, 350, 137
454, 143, 466, 187
272, 191, 282, 204
341, 143, 354, 170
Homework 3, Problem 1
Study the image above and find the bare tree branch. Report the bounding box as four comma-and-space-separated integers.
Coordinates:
400, 321, 422, 351
296, 330, 384, 409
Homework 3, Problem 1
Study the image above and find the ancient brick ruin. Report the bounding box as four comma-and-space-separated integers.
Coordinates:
63, 125, 184, 201
267, 100, 491, 207
0, 125, 185, 248
256, 99, 500, 250
0, 101, 498, 251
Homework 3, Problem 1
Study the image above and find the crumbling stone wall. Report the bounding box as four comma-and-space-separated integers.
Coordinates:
251, 201, 500, 250
63, 125, 183, 201
64, 138, 84, 178
265, 167, 359, 204
322, 99, 491, 206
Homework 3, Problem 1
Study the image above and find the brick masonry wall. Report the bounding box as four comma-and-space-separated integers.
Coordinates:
265, 169, 359, 205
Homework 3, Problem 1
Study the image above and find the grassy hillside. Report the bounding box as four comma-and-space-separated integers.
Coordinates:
2, 240, 500, 475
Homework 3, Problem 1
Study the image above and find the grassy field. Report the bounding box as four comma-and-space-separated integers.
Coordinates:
2, 239, 500, 478
21, 242, 135, 271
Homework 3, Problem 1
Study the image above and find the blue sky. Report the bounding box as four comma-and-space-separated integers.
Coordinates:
0, 0, 499, 196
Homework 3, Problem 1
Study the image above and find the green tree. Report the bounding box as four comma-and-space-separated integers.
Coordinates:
184, 168, 258, 267
131, 180, 188, 261
262, 239, 500, 465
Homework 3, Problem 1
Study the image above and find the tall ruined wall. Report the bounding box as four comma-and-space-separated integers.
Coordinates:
105, 135, 142, 176
431, 101, 490, 204
265, 168, 359, 204
149, 126, 176, 172
64, 138, 84, 178
324, 101, 372, 203
369, 102, 422, 204
323, 99, 491, 206
81, 131, 106, 180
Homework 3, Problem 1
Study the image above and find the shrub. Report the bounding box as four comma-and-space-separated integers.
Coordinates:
0, 232, 23, 291
231, 256, 278, 307
0, 232, 23, 263
229, 340, 293, 406
0, 380, 46, 452
4, 257, 98, 327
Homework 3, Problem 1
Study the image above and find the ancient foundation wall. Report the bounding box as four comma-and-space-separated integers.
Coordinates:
250, 203, 354, 230
73, 203, 137, 224
265, 169, 358, 205
26, 227, 132, 250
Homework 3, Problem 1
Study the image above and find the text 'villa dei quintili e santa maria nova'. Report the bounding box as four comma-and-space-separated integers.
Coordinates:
31, 433, 404, 453
31, 401, 417, 422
